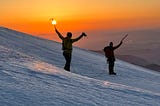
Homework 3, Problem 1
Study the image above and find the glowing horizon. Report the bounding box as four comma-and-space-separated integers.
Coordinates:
1, 0, 160, 40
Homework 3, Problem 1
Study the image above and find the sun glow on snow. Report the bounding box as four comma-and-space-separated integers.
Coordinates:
30, 61, 59, 74
103, 81, 110, 86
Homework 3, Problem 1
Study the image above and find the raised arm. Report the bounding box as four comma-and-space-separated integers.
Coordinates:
72, 32, 86, 43
113, 41, 122, 50
55, 27, 64, 40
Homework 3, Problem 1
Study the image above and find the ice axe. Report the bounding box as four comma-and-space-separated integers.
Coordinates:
121, 34, 128, 42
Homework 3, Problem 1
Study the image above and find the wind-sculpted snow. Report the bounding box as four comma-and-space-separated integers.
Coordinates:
0, 27, 160, 106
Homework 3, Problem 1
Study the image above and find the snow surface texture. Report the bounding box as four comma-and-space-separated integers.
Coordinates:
0, 27, 160, 106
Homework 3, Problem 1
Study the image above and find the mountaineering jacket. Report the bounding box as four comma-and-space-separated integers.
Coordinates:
104, 42, 122, 61
62, 36, 83, 52
56, 30, 83, 53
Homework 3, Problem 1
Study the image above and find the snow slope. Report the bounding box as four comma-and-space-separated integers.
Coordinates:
0, 27, 160, 106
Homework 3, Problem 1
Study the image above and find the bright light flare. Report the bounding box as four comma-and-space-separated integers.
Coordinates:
52, 20, 57, 25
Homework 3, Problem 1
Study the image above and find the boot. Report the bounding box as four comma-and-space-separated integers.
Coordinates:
109, 72, 116, 75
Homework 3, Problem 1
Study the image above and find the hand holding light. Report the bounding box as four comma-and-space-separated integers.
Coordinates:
50, 18, 57, 29
52, 19, 57, 25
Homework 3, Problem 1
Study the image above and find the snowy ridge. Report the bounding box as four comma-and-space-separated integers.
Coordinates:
0, 27, 160, 106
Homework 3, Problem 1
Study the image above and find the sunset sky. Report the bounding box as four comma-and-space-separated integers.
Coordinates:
1, 0, 160, 49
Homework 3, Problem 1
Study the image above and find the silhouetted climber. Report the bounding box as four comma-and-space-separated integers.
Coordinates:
55, 27, 87, 71
103, 34, 128, 75
103, 41, 123, 75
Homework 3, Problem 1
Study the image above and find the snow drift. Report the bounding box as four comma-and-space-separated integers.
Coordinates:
0, 27, 160, 106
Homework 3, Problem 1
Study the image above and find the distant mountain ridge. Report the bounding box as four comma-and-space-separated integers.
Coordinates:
91, 50, 160, 72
